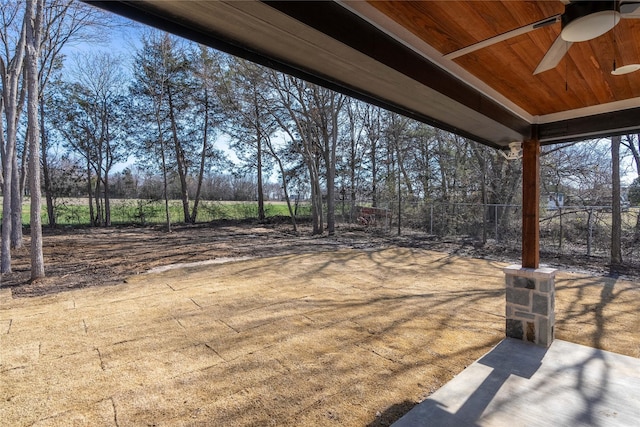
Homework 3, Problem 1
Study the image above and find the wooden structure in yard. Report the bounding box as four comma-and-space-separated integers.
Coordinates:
88, 0, 640, 346
357, 206, 389, 229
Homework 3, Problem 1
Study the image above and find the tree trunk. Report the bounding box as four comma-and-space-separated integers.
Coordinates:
160, 138, 171, 232
1, 16, 26, 273
167, 88, 190, 223
191, 87, 209, 224
397, 153, 402, 236
625, 133, 640, 176
350, 142, 357, 222
257, 127, 265, 221
1, 135, 14, 273
325, 125, 337, 236
370, 138, 378, 208
94, 166, 103, 225
41, 96, 55, 226
326, 157, 336, 235
252, 90, 265, 221
11, 63, 28, 249
586, 208, 594, 257
307, 152, 323, 235
611, 135, 622, 266
275, 155, 297, 232
25, 0, 45, 279
481, 166, 488, 244
92, 139, 104, 226
103, 173, 111, 226
11, 154, 23, 248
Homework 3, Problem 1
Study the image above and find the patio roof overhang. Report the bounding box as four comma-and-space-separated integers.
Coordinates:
87, 0, 640, 149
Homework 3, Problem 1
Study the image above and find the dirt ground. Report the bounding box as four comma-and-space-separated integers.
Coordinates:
2, 220, 638, 298
1, 221, 639, 426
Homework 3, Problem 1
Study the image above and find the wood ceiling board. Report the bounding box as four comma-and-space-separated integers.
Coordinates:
453, 39, 569, 116
367, 0, 640, 116
369, 1, 564, 55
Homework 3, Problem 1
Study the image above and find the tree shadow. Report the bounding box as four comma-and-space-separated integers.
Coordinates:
366, 401, 416, 427
388, 339, 545, 426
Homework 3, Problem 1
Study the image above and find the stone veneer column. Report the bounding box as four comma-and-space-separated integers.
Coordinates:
503, 265, 556, 347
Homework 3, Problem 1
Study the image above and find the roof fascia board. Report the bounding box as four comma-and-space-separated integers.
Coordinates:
538, 106, 640, 143
536, 97, 640, 124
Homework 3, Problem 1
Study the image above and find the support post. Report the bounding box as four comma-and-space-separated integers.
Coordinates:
522, 139, 540, 269
504, 265, 555, 347
503, 138, 555, 347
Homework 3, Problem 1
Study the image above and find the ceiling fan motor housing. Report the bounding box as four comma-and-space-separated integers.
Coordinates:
561, 1, 621, 42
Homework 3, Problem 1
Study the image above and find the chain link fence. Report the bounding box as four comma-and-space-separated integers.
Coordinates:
342, 200, 640, 264
4, 196, 639, 264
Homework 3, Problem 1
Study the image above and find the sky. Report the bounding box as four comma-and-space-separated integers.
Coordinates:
61, 13, 242, 175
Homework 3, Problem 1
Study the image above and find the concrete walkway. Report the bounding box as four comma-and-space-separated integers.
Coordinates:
393, 338, 640, 427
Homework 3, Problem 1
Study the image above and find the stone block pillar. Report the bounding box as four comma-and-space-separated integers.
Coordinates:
503, 265, 556, 347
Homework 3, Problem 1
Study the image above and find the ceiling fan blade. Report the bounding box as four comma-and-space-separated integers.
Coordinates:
533, 35, 572, 75
444, 14, 560, 60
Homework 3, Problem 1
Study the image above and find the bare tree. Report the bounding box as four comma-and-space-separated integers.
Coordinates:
622, 133, 640, 177
76, 53, 127, 225
25, 0, 45, 279
0, 1, 26, 272
621, 134, 640, 237
342, 99, 366, 221
360, 104, 383, 207
188, 46, 225, 223
39, 0, 113, 227
215, 57, 274, 222
51, 52, 128, 227
611, 135, 622, 267
267, 73, 324, 234
267, 74, 346, 235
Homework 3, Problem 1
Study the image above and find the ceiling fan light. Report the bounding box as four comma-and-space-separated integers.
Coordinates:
561, 2, 620, 42
611, 63, 640, 75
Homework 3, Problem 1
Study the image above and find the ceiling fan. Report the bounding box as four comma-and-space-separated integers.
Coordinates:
443, 1, 640, 75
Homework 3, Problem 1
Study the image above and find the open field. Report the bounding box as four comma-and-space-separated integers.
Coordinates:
1, 223, 639, 426
0, 197, 307, 226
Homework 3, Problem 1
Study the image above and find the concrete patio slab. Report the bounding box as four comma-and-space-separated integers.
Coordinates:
392, 338, 640, 427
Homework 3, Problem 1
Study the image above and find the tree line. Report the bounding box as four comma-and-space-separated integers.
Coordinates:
2, 1, 640, 279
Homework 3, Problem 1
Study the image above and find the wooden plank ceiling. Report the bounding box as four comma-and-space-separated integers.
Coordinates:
368, 0, 640, 117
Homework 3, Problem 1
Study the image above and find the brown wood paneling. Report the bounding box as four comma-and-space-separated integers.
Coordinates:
368, 0, 640, 116
522, 139, 540, 269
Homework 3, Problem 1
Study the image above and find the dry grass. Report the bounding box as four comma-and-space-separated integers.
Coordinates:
1, 246, 638, 426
